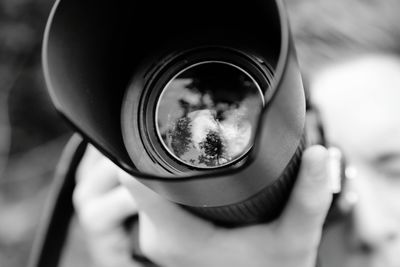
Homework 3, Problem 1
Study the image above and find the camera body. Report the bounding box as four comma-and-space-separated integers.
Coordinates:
44, 0, 306, 225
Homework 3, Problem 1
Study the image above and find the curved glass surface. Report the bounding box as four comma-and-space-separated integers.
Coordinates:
155, 61, 264, 168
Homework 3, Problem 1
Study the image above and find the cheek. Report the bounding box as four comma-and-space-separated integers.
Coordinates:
353, 169, 400, 217
362, 177, 400, 234
381, 183, 400, 220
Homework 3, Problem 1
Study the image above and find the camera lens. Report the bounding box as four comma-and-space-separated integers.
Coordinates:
156, 61, 264, 169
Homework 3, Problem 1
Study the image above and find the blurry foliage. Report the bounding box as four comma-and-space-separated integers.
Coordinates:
169, 117, 192, 158
0, 0, 69, 155
0, 0, 71, 267
198, 130, 226, 167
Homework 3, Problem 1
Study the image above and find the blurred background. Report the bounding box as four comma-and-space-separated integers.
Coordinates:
0, 0, 70, 266
1, 0, 400, 267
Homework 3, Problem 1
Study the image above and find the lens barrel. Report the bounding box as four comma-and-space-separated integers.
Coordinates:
122, 47, 274, 175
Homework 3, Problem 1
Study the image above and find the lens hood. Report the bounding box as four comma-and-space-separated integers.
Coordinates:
43, 0, 305, 223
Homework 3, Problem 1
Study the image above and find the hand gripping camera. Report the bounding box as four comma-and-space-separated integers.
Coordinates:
43, 0, 321, 226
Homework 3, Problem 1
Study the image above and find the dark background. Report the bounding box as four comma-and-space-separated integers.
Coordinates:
1, 0, 400, 266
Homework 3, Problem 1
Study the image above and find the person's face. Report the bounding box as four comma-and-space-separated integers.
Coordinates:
311, 55, 400, 267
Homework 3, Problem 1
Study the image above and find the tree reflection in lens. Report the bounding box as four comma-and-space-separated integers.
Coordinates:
156, 62, 264, 168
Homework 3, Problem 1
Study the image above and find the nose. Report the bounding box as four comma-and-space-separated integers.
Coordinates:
349, 173, 398, 254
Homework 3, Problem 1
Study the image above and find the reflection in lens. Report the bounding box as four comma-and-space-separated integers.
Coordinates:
156, 62, 265, 168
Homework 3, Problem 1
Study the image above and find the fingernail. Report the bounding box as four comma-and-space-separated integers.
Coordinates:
327, 147, 342, 194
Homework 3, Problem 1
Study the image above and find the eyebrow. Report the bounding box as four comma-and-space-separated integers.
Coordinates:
374, 152, 400, 165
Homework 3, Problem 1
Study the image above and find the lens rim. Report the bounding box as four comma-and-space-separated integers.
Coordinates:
135, 47, 274, 174
154, 60, 265, 169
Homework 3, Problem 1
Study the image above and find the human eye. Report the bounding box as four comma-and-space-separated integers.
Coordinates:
375, 153, 400, 179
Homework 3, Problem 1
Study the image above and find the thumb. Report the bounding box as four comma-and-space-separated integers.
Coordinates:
278, 145, 333, 245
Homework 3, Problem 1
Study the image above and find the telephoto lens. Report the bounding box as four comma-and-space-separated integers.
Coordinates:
43, 0, 306, 226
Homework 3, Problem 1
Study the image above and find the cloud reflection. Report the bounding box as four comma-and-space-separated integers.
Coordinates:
156, 62, 264, 168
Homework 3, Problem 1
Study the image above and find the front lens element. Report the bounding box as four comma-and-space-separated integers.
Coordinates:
156, 62, 264, 168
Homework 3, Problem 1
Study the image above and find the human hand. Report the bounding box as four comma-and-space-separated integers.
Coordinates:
73, 145, 143, 267
118, 145, 333, 267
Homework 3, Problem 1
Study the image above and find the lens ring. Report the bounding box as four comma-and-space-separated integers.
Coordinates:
155, 61, 265, 169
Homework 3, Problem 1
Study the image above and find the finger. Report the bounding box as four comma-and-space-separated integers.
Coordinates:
118, 171, 209, 229
77, 186, 138, 234
88, 227, 144, 267
76, 145, 104, 182
118, 171, 215, 252
278, 146, 332, 242
74, 155, 120, 207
